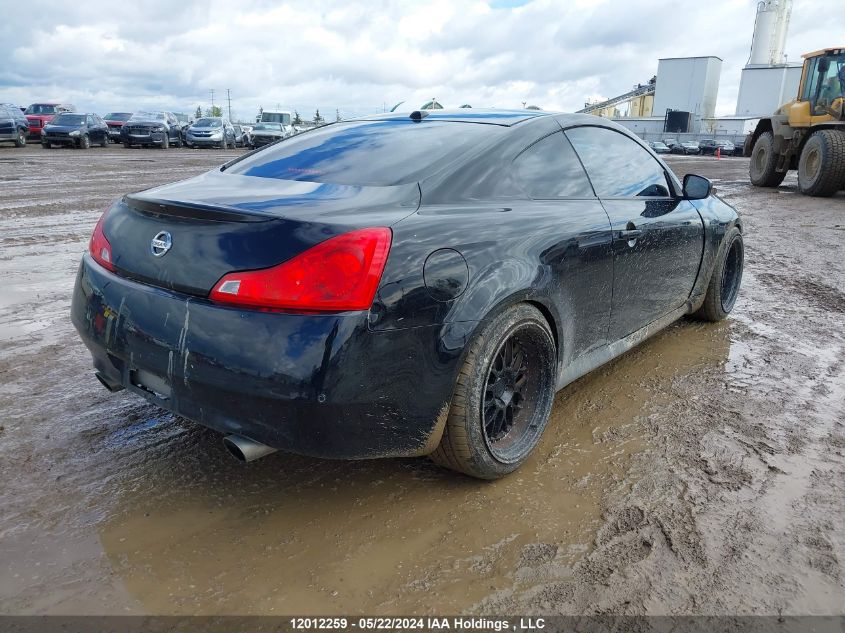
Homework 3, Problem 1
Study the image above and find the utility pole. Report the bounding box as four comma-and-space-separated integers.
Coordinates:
210, 89, 215, 116
227, 89, 232, 121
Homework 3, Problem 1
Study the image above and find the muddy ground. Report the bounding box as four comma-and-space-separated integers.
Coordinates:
0, 144, 843, 616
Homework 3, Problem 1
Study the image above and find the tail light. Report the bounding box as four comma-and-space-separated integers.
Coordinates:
89, 210, 115, 271
210, 227, 392, 312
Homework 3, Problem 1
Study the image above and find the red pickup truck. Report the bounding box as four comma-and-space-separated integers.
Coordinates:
25, 102, 75, 138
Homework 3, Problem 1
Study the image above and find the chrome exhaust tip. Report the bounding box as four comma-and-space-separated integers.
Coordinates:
223, 434, 278, 462
95, 371, 124, 393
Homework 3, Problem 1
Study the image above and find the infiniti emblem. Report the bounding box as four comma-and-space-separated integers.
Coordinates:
150, 231, 172, 257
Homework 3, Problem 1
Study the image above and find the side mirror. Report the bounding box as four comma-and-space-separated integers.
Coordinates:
818, 57, 830, 74
683, 174, 712, 200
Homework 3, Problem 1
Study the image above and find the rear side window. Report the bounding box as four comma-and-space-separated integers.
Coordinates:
225, 120, 500, 186
512, 132, 594, 199
566, 126, 671, 198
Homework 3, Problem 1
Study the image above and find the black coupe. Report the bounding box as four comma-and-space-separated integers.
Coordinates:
72, 110, 743, 478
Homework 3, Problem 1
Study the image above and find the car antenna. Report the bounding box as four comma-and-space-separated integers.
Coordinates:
409, 110, 429, 122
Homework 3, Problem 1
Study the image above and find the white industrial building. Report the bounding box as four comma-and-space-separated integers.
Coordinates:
735, 65, 802, 116
606, 0, 798, 141
651, 56, 723, 120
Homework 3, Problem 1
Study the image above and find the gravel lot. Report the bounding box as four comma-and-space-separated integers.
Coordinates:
0, 145, 843, 616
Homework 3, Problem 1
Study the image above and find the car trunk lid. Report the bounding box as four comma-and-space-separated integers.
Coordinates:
102, 170, 419, 297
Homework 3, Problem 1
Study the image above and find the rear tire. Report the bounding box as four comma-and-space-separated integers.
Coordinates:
693, 227, 744, 322
797, 130, 845, 197
749, 131, 786, 187
429, 304, 557, 479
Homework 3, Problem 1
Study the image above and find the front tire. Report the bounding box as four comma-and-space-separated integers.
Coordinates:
161, 134, 169, 149
42, 141, 50, 149
749, 131, 786, 187
693, 227, 744, 322
14, 130, 26, 147
797, 130, 845, 197
79, 134, 90, 149
429, 304, 556, 479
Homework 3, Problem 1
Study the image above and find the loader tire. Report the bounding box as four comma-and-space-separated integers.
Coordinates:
749, 131, 786, 188
797, 130, 845, 197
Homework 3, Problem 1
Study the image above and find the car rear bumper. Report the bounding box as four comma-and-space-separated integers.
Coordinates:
71, 255, 461, 459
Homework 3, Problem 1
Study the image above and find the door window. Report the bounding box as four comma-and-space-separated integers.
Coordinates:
512, 132, 594, 199
566, 126, 672, 198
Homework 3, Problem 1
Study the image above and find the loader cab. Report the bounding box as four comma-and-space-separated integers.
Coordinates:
799, 49, 845, 117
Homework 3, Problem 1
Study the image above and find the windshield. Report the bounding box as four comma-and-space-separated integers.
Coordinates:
261, 112, 291, 125
49, 114, 86, 126
26, 104, 58, 115
104, 112, 132, 121
194, 118, 222, 128
129, 112, 166, 121
225, 119, 499, 186
254, 123, 283, 131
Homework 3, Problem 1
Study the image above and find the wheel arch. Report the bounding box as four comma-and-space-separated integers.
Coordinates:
747, 118, 773, 156
449, 290, 564, 377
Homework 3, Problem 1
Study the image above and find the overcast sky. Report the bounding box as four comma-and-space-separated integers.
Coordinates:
0, 0, 838, 121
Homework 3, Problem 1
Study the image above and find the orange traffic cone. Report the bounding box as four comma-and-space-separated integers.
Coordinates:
716, 147, 721, 160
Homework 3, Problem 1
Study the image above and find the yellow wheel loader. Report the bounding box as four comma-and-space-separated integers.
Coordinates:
747, 48, 845, 197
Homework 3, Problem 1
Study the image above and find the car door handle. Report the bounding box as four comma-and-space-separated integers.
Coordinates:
619, 229, 643, 240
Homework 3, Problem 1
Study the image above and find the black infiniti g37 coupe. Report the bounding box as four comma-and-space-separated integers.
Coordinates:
72, 109, 743, 479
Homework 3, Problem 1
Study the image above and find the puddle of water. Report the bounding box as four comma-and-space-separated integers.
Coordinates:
89, 319, 733, 616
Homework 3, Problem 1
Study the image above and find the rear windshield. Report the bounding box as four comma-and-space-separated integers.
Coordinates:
104, 112, 132, 121
226, 120, 497, 186
26, 104, 58, 115
50, 114, 86, 125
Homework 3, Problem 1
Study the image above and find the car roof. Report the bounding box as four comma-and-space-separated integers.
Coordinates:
360, 108, 552, 127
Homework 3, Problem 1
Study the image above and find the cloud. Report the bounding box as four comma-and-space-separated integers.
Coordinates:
0, 0, 838, 121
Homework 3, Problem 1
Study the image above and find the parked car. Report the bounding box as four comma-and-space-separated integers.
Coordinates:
648, 141, 671, 154
249, 122, 285, 148
41, 113, 109, 149
232, 124, 248, 147
672, 141, 701, 155
662, 138, 679, 148
103, 112, 133, 143
121, 111, 183, 148
699, 139, 735, 156
25, 102, 75, 139
0, 103, 30, 147
71, 110, 743, 479
185, 117, 236, 149
733, 137, 747, 156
